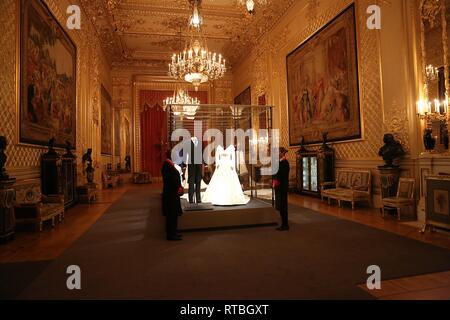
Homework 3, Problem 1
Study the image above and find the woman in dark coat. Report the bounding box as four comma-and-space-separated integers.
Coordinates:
161, 150, 184, 241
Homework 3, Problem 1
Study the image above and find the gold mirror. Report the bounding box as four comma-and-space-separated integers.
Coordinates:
419, 0, 450, 151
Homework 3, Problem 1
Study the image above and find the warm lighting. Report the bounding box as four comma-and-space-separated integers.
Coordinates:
168, 0, 226, 90
230, 106, 244, 119
416, 100, 428, 115
189, 0, 202, 28
183, 104, 199, 118
425, 64, 438, 82
238, 0, 267, 14
246, 0, 255, 13
163, 86, 200, 118
417, 98, 449, 121
434, 99, 440, 113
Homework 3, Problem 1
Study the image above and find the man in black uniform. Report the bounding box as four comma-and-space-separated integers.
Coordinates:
273, 147, 290, 231
161, 150, 184, 241
187, 137, 203, 204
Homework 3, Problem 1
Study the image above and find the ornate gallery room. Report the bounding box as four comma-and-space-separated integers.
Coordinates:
2, 0, 450, 305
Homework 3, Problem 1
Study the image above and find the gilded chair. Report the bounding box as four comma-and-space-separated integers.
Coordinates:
321, 170, 372, 209
382, 178, 416, 220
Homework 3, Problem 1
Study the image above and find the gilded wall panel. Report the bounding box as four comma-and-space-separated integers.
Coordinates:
0, 0, 111, 185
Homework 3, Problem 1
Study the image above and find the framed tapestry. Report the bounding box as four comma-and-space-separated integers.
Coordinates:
234, 86, 251, 105
286, 4, 361, 146
101, 85, 112, 155
19, 0, 77, 148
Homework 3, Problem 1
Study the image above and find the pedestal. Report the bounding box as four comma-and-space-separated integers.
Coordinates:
378, 166, 401, 199
0, 179, 16, 243
62, 152, 77, 208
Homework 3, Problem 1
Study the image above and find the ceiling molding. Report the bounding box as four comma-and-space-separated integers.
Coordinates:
79, 0, 297, 69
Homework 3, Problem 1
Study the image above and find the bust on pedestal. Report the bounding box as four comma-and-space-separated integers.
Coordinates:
78, 148, 98, 204
377, 134, 405, 199
0, 136, 16, 243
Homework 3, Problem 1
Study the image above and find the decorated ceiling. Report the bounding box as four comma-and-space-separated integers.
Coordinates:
79, 0, 297, 69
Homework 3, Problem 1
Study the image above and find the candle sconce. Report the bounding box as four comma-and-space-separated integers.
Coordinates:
417, 99, 449, 152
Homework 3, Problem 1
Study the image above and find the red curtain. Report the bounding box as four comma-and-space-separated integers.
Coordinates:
140, 90, 171, 177
258, 94, 267, 129
140, 90, 208, 178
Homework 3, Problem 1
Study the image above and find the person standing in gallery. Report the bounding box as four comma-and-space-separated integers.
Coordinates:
187, 137, 203, 204
161, 150, 184, 241
273, 147, 290, 231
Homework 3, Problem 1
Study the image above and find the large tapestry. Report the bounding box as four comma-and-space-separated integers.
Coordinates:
286, 4, 360, 146
101, 86, 112, 155
19, 0, 77, 148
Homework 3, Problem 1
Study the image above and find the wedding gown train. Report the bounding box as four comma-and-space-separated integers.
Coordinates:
202, 145, 250, 206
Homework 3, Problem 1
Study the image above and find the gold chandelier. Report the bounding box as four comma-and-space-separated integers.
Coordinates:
163, 85, 200, 119
168, 0, 226, 90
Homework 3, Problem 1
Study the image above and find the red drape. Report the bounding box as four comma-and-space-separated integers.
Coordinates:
140, 90, 171, 177
140, 90, 208, 178
258, 94, 267, 129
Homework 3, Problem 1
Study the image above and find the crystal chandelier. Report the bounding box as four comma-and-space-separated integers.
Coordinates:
238, 0, 268, 14
168, 0, 226, 91
425, 64, 439, 83
230, 106, 244, 119
163, 85, 200, 119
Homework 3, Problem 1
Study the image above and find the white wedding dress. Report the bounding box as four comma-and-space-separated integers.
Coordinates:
202, 145, 250, 206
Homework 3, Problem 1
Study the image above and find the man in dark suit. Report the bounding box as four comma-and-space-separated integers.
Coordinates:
273, 147, 290, 231
161, 150, 184, 241
187, 137, 203, 204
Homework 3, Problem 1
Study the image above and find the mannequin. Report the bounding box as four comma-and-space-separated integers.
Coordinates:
187, 137, 203, 204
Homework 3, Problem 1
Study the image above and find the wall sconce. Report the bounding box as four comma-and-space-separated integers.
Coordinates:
417, 98, 449, 121
425, 64, 439, 83
417, 98, 449, 152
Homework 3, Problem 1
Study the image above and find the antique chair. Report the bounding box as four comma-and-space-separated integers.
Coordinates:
321, 169, 372, 209
14, 182, 65, 232
382, 177, 416, 220
76, 183, 98, 204
102, 165, 121, 188
133, 172, 152, 184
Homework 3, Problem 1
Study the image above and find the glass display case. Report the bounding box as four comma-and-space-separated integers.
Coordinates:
298, 151, 319, 195
296, 144, 335, 197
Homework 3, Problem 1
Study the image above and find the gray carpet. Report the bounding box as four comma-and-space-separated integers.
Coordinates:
14, 186, 450, 300
0, 260, 51, 299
